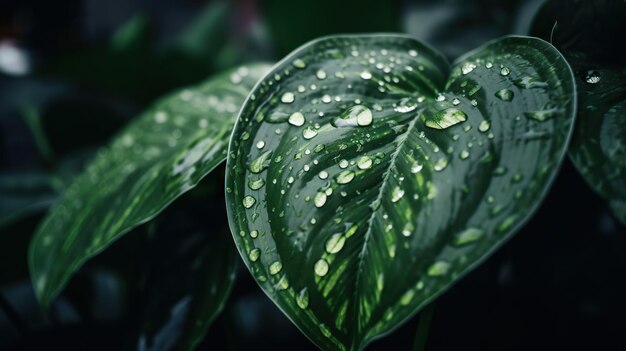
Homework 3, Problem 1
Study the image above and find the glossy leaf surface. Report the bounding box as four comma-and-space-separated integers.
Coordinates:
568, 62, 626, 224
531, 0, 626, 224
29, 64, 271, 307
226, 35, 575, 350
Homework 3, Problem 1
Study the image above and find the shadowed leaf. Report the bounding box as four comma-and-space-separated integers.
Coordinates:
29, 64, 271, 307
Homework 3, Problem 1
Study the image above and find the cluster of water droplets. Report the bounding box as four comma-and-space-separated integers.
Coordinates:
231, 43, 566, 341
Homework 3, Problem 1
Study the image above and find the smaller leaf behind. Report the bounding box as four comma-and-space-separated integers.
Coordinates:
28, 63, 271, 307
136, 181, 237, 351
531, 0, 626, 224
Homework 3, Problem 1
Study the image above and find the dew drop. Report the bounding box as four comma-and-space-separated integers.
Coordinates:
281, 92, 295, 104
319, 171, 329, 179
316, 70, 327, 80
288, 112, 305, 126
524, 109, 559, 122
314, 192, 327, 208
425, 108, 468, 130
357, 156, 373, 170
402, 222, 414, 237
250, 230, 258, 238
360, 70, 372, 80
410, 162, 423, 174
394, 97, 418, 113
478, 120, 491, 132
585, 70, 600, 84
485, 62, 493, 69
459, 150, 470, 159
292, 59, 306, 68
256, 140, 265, 149
427, 261, 450, 276
242, 195, 256, 208
314, 259, 329, 276
500, 66, 510, 76
494, 166, 507, 175
408, 49, 418, 57
339, 159, 349, 168
269, 261, 283, 275
452, 98, 461, 106
391, 187, 405, 203
356, 106, 374, 126
336, 170, 355, 184
461, 62, 477, 75
322, 94, 332, 103
249, 150, 272, 173
325, 233, 346, 254
495, 89, 514, 101
434, 158, 448, 171
303, 127, 318, 139
248, 178, 265, 190
248, 248, 260, 262
276, 276, 289, 290
333, 105, 373, 128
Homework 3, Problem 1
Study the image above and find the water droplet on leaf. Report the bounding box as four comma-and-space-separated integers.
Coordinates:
425, 108, 467, 130
242, 195, 256, 208
314, 259, 329, 276
281, 92, 295, 104
288, 112, 305, 126
495, 89, 514, 101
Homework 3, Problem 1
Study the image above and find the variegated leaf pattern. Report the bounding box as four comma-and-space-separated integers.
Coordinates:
226, 35, 575, 350
29, 63, 271, 307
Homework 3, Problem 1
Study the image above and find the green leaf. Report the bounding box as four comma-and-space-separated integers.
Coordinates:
29, 63, 271, 307
530, 0, 626, 225
137, 188, 237, 351
568, 62, 626, 225
225, 35, 576, 351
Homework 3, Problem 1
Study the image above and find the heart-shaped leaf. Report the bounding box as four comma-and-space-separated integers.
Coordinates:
226, 35, 575, 350
29, 63, 271, 307
531, 0, 626, 224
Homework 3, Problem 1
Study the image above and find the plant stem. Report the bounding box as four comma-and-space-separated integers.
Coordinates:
412, 303, 436, 351
0, 291, 30, 337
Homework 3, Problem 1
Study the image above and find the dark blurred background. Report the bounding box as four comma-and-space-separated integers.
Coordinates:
1, 0, 625, 350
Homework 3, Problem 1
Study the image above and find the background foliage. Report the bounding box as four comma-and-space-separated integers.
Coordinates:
0, 0, 624, 350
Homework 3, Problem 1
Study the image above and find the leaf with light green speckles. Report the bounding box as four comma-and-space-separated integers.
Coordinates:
531, 0, 626, 225
29, 63, 272, 307
226, 35, 576, 351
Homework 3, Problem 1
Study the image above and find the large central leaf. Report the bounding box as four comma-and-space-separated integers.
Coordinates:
226, 35, 575, 350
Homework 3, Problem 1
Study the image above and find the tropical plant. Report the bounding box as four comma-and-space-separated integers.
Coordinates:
1, 0, 624, 350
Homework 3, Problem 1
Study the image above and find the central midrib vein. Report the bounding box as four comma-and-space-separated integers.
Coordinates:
350, 106, 426, 346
